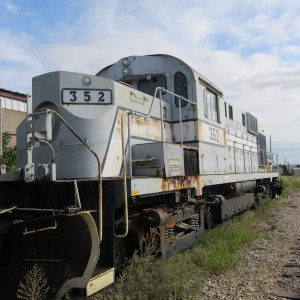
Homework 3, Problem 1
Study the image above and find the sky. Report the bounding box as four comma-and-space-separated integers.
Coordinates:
0, 0, 299, 164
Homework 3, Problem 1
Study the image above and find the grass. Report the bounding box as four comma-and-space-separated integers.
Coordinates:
113, 209, 268, 300
189, 213, 263, 276
112, 176, 300, 300
113, 207, 270, 300
281, 175, 300, 197
115, 250, 202, 300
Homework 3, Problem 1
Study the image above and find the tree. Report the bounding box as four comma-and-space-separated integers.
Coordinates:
278, 164, 289, 176
2, 134, 16, 172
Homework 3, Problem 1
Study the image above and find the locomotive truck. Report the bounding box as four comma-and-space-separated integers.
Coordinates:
0, 54, 281, 299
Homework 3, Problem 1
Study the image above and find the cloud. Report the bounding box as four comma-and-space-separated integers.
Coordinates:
2, 0, 19, 13
0, 30, 44, 92
0, 0, 299, 162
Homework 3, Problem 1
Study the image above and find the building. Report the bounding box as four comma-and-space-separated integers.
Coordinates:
0, 88, 27, 152
293, 168, 300, 176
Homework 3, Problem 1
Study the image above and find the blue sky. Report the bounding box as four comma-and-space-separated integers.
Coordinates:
0, 0, 300, 164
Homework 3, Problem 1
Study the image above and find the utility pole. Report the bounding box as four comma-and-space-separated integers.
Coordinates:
0, 98, 2, 157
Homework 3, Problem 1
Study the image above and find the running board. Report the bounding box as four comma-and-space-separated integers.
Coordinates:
85, 268, 115, 297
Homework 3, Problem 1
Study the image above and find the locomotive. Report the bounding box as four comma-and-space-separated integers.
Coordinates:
0, 54, 281, 299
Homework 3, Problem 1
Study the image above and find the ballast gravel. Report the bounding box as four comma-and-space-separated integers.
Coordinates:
200, 190, 300, 300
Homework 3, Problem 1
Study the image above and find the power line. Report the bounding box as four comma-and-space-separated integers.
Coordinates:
273, 149, 300, 151
272, 137, 300, 139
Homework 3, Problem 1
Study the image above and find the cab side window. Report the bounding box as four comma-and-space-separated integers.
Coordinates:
138, 75, 167, 96
174, 72, 188, 107
229, 105, 233, 120
204, 89, 220, 122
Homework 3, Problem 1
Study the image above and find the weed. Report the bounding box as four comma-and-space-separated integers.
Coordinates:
115, 248, 203, 300
16, 263, 49, 300
281, 176, 300, 197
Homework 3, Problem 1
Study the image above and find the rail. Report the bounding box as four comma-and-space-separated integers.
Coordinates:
130, 87, 196, 145
45, 110, 103, 243
115, 87, 194, 237
23, 220, 57, 236
115, 110, 130, 238
130, 87, 164, 143
0, 206, 17, 214
226, 138, 279, 173
160, 88, 197, 145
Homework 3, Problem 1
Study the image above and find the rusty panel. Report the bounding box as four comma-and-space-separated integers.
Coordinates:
161, 176, 201, 196
130, 115, 172, 142
131, 177, 202, 197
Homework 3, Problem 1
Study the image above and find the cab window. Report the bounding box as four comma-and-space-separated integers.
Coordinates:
205, 89, 220, 122
174, 72, 188, 107
229, 105, 233, 120
138, 75, 167, 96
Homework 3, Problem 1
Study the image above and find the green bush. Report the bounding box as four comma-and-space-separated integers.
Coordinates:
281, 176, 300, 197
2, 134, 16, 172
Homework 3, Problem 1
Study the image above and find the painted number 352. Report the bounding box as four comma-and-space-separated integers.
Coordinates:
69, 91, 105, 102
209, 127, 220, 143
62, 89, 112, 104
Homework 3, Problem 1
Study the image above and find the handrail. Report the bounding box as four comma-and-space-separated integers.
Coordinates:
115, 110, 131, 239
114, 87, 195, 237
225, 136, 279, 173
133, 87, 161, 118
74, 180, 82, 210
225, 141, 278, 173
161, 88, 196, 106
115, 86, 196, 236
159, 88, 164, 142
233, 141, 237, 173
129, 87, 279, 175
23, 220, 57, 236
130, 87, 164, 142
46, 110, 103, 243
160, 88, 197, 145
0, 206, 17, 214
131, 87, 196, 144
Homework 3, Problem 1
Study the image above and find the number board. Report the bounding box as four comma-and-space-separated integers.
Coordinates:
61, 89, 112, 104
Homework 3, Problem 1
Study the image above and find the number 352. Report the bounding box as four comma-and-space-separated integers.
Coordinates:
209, 127, 220, 143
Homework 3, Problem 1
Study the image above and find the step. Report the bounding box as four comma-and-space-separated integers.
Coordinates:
86, 268, 115, 297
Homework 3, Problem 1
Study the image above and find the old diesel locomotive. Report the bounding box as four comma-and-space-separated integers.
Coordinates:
0, 54, 281, 298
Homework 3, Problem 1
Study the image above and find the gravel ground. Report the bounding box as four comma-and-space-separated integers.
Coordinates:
200, 190, 300, 300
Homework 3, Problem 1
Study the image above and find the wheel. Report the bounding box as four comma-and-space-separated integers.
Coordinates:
145, 229, 161, 257
204, 207, 214, 229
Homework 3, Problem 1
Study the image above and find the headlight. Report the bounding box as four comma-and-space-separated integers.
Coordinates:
122, 57, 131, 66
122, 57, 133, 75
123, 67, 132, 75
